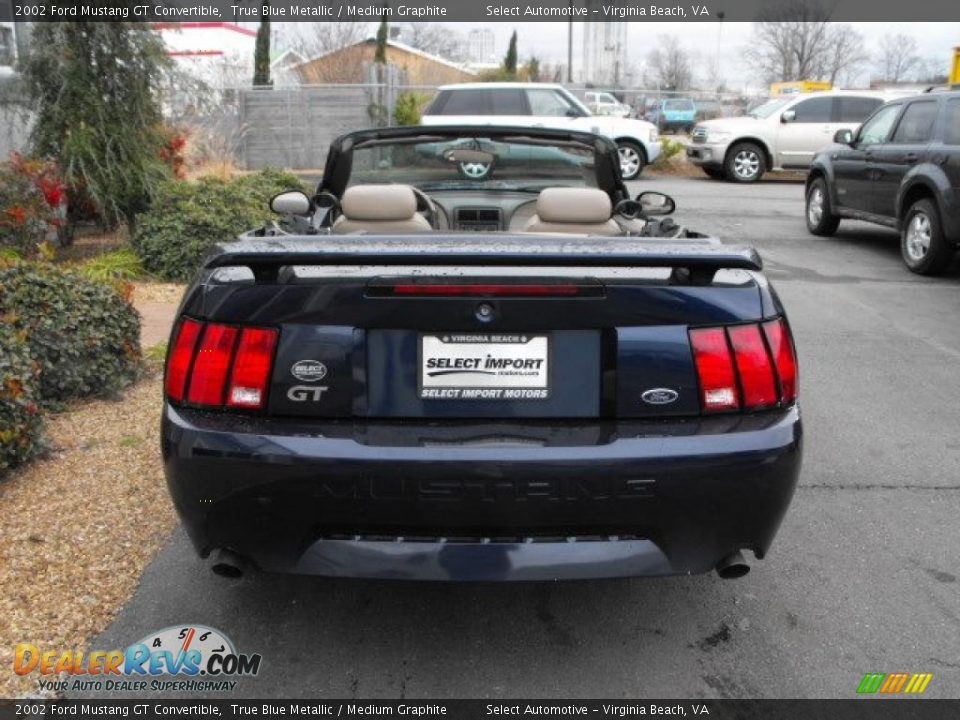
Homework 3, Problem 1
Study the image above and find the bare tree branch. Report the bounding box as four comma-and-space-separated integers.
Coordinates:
875, 33, 920, 82
646, 35, 693, 90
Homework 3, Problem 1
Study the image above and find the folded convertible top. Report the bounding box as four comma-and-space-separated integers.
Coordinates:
204, 236, 763, 275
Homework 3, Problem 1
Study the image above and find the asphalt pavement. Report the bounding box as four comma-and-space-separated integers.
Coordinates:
79, 175, 960, 700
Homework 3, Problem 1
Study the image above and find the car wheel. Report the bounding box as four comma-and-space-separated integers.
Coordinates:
458, 161, 492, 180
617, 141, 645, 180
805, 177, 840, 236
901, 198, 953, 275
703, 168, 725, 180
726, 142, 765, 183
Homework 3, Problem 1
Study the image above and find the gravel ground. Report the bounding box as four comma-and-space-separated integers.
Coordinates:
133, 282, 185, 305
0, 372, 173, 698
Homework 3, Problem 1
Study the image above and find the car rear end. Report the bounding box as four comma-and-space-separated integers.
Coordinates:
162, 237, 802, 581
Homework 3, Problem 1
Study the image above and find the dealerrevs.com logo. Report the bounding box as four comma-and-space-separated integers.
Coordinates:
14, 625, 261, 694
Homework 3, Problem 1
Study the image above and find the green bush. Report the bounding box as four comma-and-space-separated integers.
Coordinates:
76, 247, 145, 283
0, 158, 55, 257
0, 323, 44, 474
652, 138, 686, 169
0, 260, 141, 404
394, 92, 428, 126
131, 170, 304, 282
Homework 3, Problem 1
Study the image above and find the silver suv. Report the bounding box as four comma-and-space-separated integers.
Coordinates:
687, 91, 896, 182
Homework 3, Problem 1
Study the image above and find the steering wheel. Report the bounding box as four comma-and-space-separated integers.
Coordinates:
411, 186, 442, 230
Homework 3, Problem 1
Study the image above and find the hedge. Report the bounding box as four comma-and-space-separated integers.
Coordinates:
0, 323, 44, 473
131, 170, 304, 282
0, 260, 141, 405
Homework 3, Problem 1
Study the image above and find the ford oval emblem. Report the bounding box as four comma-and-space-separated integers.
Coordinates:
641, 388, 679, 405
291, 360, 327, 382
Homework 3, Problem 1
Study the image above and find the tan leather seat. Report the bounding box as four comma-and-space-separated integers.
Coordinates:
523, 187, 621, 236
332, 184, 432, 234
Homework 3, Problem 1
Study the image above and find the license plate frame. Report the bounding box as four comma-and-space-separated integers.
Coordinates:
418, 333, 551, 401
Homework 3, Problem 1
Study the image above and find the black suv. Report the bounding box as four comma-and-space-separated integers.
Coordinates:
806, 91, 960, 274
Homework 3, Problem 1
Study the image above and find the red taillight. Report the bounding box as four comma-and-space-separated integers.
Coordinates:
227, 327, 279, 409
167, 320, 278, 411
165, 318, 202, 402
728, 325, 778, 408
187, 324, 239, 406
690, 319, 798, 413
763, 318, 798, 403
689, 327, 739, 411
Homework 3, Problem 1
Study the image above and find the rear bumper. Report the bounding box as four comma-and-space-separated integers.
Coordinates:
162, 406, 803, 581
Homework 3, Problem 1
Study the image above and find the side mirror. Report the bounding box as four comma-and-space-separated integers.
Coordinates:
780, 109, 796, 123
565, 108, 581, 119
636, 191, 676, 216
833, 128, 855, 145
270, 190, 311, 215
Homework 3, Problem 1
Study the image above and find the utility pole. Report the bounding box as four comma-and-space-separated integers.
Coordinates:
567, 1, 574, 82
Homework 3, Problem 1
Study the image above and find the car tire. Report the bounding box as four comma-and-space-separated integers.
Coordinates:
901, 198, 953, 275
617, 141, 645, 180
805, 177, 840, 236
725, 142, 765, 183
703, 168, 726, 180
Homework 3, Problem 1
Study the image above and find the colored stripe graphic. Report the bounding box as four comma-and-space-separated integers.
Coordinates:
857, 673, 886, 694
858, 672, 932, 694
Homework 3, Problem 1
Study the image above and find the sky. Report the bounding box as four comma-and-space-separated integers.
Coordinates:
404, 21, 959, 91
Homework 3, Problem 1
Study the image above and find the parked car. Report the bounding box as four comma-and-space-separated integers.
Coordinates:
694, 98, 723, 122
806, 91, 960, 275
585, 91, 631, 118
646, 98, 697, 133
422, 83, 661, 180
688, 91, 897, 182
161, 125, 802, 582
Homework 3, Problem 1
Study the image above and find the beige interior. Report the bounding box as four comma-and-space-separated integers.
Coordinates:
523, 187, 621, 236
332, 184, 432, 234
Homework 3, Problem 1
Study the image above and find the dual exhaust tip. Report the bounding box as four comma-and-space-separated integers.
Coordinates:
209, 548, 751, 580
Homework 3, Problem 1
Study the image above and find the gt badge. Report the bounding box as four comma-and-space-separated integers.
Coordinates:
288, 386, 329, 402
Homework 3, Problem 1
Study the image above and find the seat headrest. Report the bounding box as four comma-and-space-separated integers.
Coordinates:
535, 188, 612, 224
341, 184, 417, 221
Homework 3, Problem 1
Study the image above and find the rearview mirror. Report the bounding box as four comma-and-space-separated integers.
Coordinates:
270, 190, 311, 215
780, 109, 796, 123
833, 128, 855, 145
636, 191, 676, 216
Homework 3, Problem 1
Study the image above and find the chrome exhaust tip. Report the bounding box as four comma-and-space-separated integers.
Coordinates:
715, 550, 750, 579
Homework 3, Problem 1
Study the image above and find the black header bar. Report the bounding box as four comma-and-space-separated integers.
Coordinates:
4, 0, 960, 23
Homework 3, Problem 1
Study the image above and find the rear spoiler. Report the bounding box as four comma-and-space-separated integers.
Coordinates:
203, 236, 763, 284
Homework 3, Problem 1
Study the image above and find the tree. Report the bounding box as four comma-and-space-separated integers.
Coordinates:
823, 25, 867, 86
744, 0, 870, 86
405, 23, 466, 62
503, 31, 518, 78
646, 35, 693, 90
23, 21, 171, 230
525, 56, 541, 82
875, 33, 920, 82
277, 22, 368, 60
253, 1, 272, 86
374, 13, 389, 65
744, 0, 832, 82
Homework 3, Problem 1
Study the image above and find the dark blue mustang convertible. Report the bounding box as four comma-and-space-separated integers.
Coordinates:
161, 126, 802, 582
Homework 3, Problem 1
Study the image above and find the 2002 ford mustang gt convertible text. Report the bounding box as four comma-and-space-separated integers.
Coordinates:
162, 126, 802, 581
